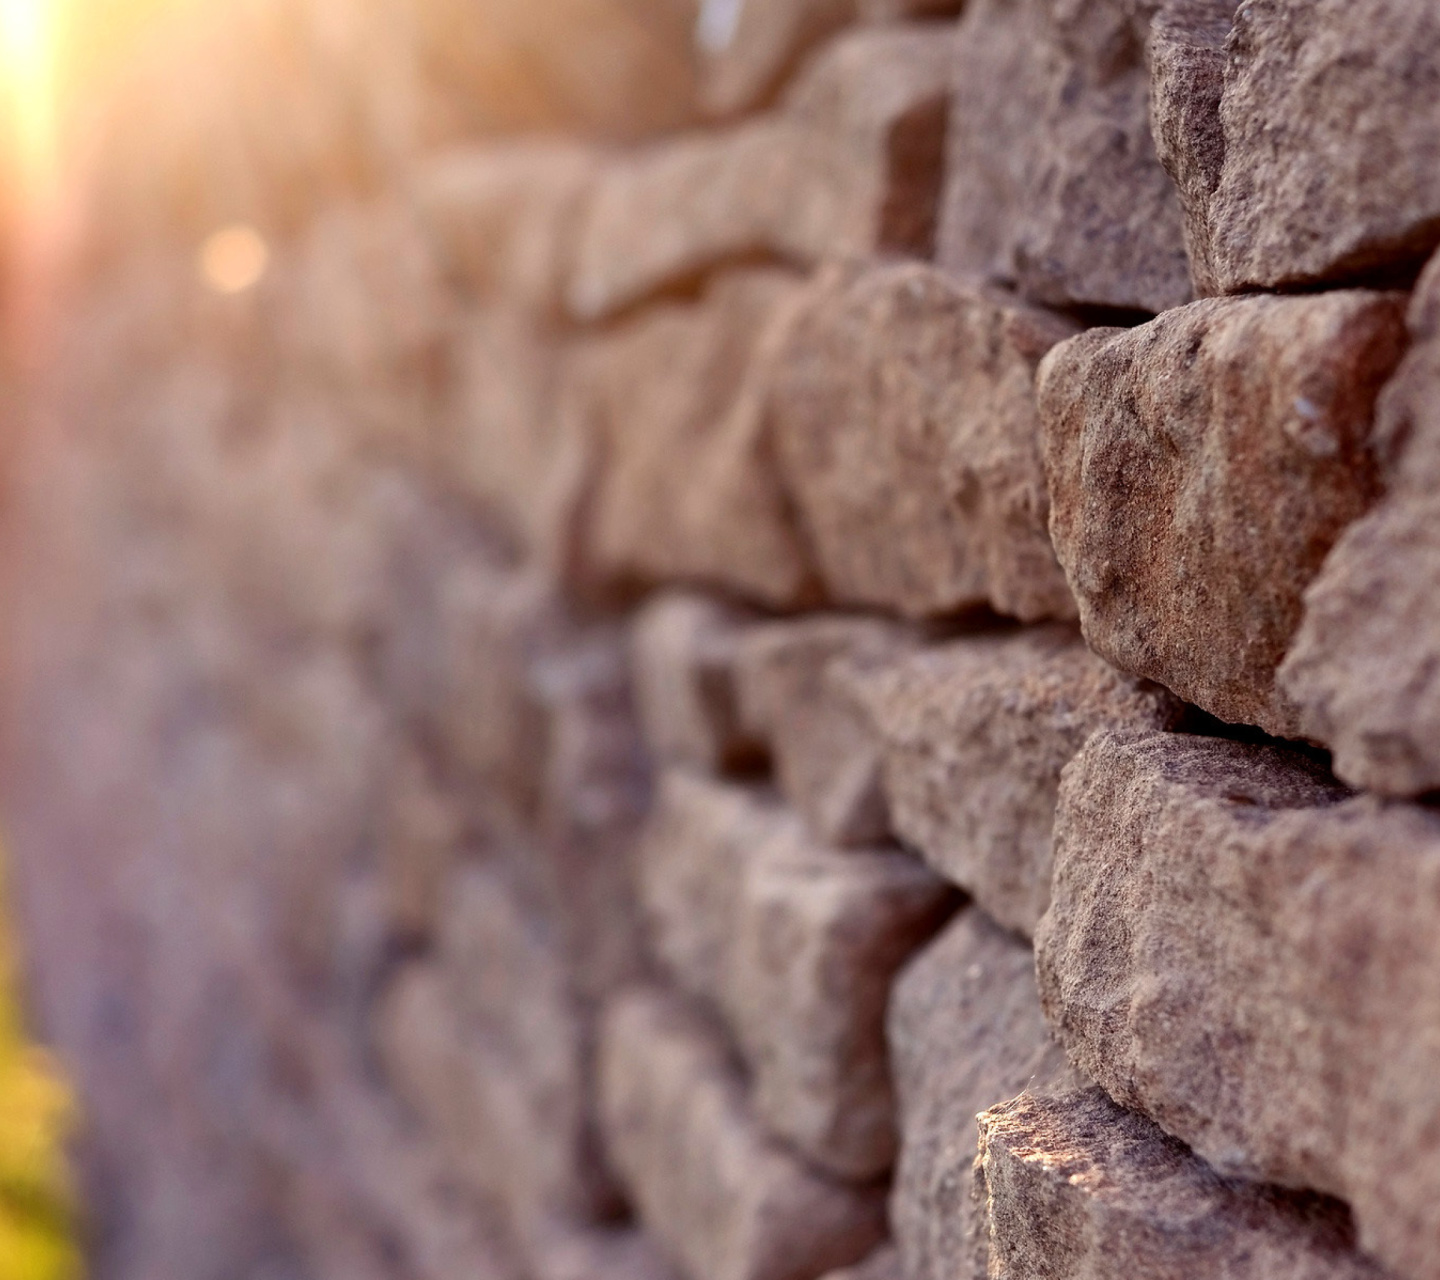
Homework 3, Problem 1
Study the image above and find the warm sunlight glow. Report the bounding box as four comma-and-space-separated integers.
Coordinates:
199, 224, 270, 294
0, 0, 57, 191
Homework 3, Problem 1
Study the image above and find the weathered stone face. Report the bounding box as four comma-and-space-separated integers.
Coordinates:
735, 614, 916, 846
888, 911, 1080, 1280
846, 625, 1181, 936
632, 592, 764, 776
1038, 290, 1408, 737
939, 0, 1193, 313
976, 1088, 1392, 1280
598, 987, 888, 1280
412, 144, 598, 315
1280, 252, 1440, 795
638, 771, 953, 1178
695, 0, 961, 118
1036, 729, 1440, 1280
568, 25, 952, 321
1161, 0, 1440, 293
772, 261, 1079, 622
375, 882, 605, 1253
569, 269, 817, 608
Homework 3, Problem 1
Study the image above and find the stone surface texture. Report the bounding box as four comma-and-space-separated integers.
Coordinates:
977, 1088, 1391, 1280
1280, 250, 1440, 795
847, 625, 1182, 935
939, 0, 1192, 313
17, 2, 1440, 1279
735, 614, 916, 845
598, 987, 888, 1280
638, 770, 954, 1177
888, 911, 1081, 1280
570, 268, 817, 606
772, 261, 1079, 621
1037, 729, 1440, 1280
568, 24, 953, 321
1176, 0, 1440, 292
1039, 290, 1408, 737
632, 591, 763, 775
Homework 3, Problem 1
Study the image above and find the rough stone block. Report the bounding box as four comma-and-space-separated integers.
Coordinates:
888, 910, 1079, 1280
568, 25, 952, 320
1039, 290, 1407, 737
638, 770, 953, 1178
412, 144, 597, 314
374, 951, 604, 1249
847, 625, 1181, 935
571, 268, 818, 608
1280, 252, 1440, 794
772, 261, 1079, 621
938, 0, 1192, 313
976, 1088, 1391, 1280
631, 591, 764, 775
735, 615, 916, 845
1037, 729, 1440, 1280
598, 987, 888, 1280
1157, 0, 1440, 293
438, 308, 578, 562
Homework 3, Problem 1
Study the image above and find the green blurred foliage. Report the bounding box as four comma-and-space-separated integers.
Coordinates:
0, 858, 80, 1280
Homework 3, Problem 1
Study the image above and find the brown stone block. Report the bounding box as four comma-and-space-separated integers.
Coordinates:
888, 910, 1080, 1280
1281, 252, 1440, 794
413, 144, 598, 314
568, 25, 952, 321
438, 308, 579, 563
938, 0, 1192, 313
573, 268, 818, 608
773, 262, 1079, 621
631, 591, 764, 775
848, 625, 1180, 935
598, 986, 888, 1280
1037, 729, 1440, 1280
695, 0, 961, 118
638, 771, 953, 1177
977, 1088, 1391, 1280
1156, 0, 1440, 293
1039, 291, 1407, 737
735, 615, 917, 846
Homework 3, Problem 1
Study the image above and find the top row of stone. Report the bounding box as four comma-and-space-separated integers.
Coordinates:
424, 0, 1440, 322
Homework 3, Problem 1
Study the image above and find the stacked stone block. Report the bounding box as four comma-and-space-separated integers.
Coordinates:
9, 2, 1440, 1280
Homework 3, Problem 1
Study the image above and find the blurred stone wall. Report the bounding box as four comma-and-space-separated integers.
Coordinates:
6, 2, 1440, 1280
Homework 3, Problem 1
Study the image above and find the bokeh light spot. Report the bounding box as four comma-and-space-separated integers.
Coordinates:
198, 223, 269, 294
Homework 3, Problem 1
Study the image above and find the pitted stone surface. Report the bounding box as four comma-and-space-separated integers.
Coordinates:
977, 1088, 1392, 1280
1281, 252, 1440, 795
773, 261, 1079, 621
568, 25, 952, 321
599, 987, 888, 1280
888, 911, 1080, 1280
735, 614, 916, 846
938, 0, 1192, 313
638, 770, 953, 1177
1169, 0, 1440, 292
1037, 729, 1440, 1280
1039, 290, 1407, 737
847, 624, 1181, 935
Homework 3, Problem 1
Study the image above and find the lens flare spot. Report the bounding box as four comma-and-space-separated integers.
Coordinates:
199, 224, 269, 294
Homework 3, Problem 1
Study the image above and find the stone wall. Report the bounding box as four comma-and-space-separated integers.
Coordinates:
7, 2, 1440, 1279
